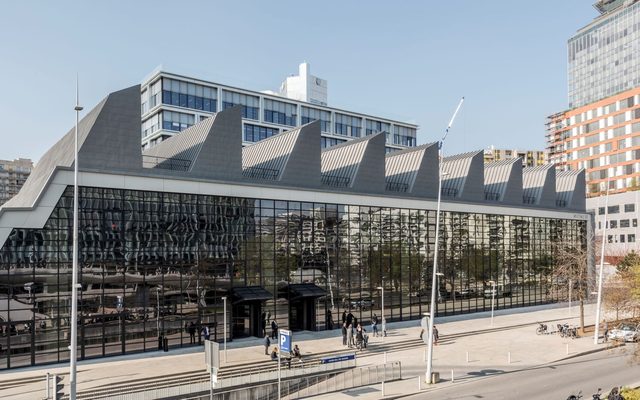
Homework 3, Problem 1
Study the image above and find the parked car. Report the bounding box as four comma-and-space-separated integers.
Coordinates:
607, 323, 640, 342
483, 285, 512, 298
348, 298, 375, 310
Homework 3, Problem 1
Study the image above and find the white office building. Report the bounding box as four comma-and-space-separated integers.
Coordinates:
140, 63, 417, 153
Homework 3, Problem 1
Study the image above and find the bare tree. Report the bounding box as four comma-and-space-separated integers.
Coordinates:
603, 277, 631, 321
551, 226, 593, 333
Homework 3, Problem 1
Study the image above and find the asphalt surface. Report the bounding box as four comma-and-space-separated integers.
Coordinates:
403, 346, 639, 400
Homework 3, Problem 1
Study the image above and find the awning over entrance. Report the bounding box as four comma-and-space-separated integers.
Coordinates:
286, 283, 327, 300
230, 286, 273, 304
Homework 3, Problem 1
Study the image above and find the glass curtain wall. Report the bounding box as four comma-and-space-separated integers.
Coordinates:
0, 186, 586, 369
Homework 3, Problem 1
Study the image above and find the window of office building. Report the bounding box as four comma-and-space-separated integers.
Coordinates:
243, 124, 279, 142
150, 80, 161, 109
162, 111, 195, 132
321, 137, 347, 149
629, 234, 636, 243
393, 126, 416, 146
301, 107, 331, 132
610, 220, 618, 229
142, 113, 161, 138
264, 99, 297, 126
608, 205, 620, 214
162, 78, 217, 112
620, 219, 630, 228
625, 203, 635, 213
334, 113, 361, 137
365, 120, 390, 136
222, 90, 259, 120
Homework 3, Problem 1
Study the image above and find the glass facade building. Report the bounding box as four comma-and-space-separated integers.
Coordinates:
0, 185, 586, 369
568, 1, 640, 108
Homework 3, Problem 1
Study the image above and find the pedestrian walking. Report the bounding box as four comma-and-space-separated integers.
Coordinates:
271, 319, 278, 339
202, 325, 210, 341
188, 322, 196, 344
372, 313, 379, 337
433, 325, 439, 345
264, 335, 271, 355
341, 322, 348, 346
348, 323, 354, 348
603, 320, 609, 342
342, 310, 347, 326
420, 328, 424, 340
327, 309, 334, 330
382, 317, 387, 337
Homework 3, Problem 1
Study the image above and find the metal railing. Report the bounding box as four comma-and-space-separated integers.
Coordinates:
321, 174, 350, 187
386, 181, 409, 192
243, 166, 280, 180
142, 155, 192, 171
205, 361, 402, 400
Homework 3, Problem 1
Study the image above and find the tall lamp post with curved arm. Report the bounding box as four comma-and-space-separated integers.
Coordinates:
425, 97, 464, 385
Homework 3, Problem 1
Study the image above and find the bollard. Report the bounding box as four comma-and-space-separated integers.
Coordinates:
451, 369, 454, 383
418, 376, 421, 390
424, 348, 427, 362
508, 351, 511, 364
46, 372, 50, 399
466, 351, 469, 363
566, 343, 569, 355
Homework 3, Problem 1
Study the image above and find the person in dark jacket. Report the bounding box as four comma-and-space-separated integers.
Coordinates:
264, 335, 271, 355
271, 319, 278, 339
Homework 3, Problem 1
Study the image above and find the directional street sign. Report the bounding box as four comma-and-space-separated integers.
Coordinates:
279, 329, 292, 353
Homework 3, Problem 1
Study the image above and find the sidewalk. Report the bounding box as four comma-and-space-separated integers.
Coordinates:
0, 302, 611, 400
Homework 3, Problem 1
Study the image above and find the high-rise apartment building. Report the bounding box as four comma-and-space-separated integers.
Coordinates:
483, 146, 547, 167
546, 0, 640, 257
547, 0, 640, 197
140, 63, 417, 153
0, 158, 33, 206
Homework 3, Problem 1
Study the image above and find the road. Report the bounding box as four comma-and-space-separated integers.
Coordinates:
404, 346, 639, 400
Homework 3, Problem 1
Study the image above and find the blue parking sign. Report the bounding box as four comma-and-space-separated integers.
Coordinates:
279, 329, 291, 353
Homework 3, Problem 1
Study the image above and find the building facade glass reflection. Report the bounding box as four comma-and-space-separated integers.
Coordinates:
0, 186, 586, 369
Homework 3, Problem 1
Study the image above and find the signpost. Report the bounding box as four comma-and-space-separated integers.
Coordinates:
320, 353, 356, 364
205, 340, 220, 400
278, 329, 291, 400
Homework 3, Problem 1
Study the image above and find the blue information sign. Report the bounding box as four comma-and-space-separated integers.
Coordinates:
279, 329, 292, 353
320, 353, 356, 364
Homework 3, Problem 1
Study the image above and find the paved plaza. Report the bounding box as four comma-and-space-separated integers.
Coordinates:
0, 302, 630, 399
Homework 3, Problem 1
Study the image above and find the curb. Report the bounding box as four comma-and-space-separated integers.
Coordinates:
559, 341, 626, 361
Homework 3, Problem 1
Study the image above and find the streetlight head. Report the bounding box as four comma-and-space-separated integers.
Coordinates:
435, 272, 444, 276
376, 286, 383, 290
221, 296, 227, 300
74, 106, 83, 111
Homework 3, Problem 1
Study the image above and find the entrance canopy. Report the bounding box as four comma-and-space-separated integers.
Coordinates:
230, 286, 273, 304
286, 283, 327, 300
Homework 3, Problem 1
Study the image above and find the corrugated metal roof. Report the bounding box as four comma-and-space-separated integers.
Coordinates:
143, 116, 215, 170
441, 150, 482, 198
484, 158, 519, 202
385, 146, 428, 191
321, 134, 373, 184
242, 127, 301, 180
556, 169, 580, 207
523, 165, 553, 205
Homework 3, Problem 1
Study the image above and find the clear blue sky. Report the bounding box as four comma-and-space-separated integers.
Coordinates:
0, 0, 597, 162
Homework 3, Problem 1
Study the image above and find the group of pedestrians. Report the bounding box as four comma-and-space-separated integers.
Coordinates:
260, 312, 279, 339
419, 325, 439, 345
266, 341, 303, 368
339, 310, 387, 350
184, 321, 212, 344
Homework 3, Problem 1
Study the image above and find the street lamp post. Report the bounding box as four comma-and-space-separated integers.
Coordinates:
594, 182, 610, 345
489, 280, 496, 326
426, 97, 464, 385
221, 296, 227, 362
377, 280, 385, 342
69, 80, 83, 400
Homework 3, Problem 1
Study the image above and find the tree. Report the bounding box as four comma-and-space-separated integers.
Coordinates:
603, 277, 631, 320
617, 250, 640, 274
551, 225, 591, 333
